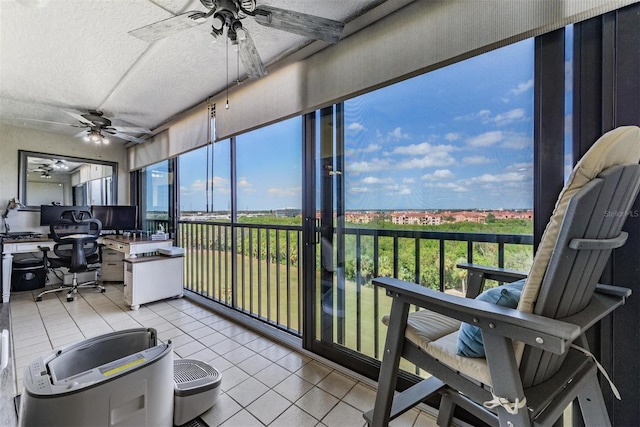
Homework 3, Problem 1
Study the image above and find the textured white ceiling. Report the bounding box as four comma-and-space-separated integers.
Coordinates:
0, 0, 388, 143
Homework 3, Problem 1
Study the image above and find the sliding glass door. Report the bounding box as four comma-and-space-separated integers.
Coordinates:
306, 38, 536, 378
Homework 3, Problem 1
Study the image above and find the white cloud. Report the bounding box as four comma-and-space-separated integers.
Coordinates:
445, 132, 461, 141
391, 141, 456, 156
403, 178, 415, 184
455, 108, 528, 126
238, 177, 255, 193
491, 108, 526, 126
348, 158, 392, 173
361, 143, 381, 153
505, 162, 533, 172
345, 143, 381, 155
463, 156, 492, 165
382, 183, 412, 195
422, 169, 454, 180
361, 176, 390, 185
455, 109, 491, 121
467, 131, 503, 147
187, 177, 229, 193
509, 79, 534, 96
350, 187, 371, 193
397, 154, 456, 169
501, 133, 531, 149
424, 182, 468, 192
388, 127, 410, 141
466, 172, 527, 184
348, 122, 365, 132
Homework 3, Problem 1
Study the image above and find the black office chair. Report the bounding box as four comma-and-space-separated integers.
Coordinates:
36, 210, 105, 302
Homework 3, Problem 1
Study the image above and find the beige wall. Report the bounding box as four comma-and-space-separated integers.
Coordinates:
0, 123, 128, 233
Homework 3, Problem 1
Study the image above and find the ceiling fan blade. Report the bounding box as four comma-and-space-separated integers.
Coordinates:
129, 11, 208, 43
109, 131, 147, 144
236, 28, 266, 79
15, 117, 82, 127
108, 125, 152, 134
63, 110, 95, 126
253, 6, 344, 44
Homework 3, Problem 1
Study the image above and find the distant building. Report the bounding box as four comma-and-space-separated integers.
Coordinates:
443, 211, 487, 223
323, 209, 533, 225
345, 211, 378, 224
391, 212, 442, 225
493, 210, 533, 220
275, 208, 301, 217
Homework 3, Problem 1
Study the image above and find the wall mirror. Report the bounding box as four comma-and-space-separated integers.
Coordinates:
18, 150, 118, 210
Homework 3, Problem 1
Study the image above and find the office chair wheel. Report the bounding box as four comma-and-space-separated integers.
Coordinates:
67, 296, 74, 302
101, 288, 106, 293
36, 296, 42, 302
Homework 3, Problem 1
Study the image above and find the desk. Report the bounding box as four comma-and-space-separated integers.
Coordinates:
1, 236, 173, 303
101, 235, 173, 259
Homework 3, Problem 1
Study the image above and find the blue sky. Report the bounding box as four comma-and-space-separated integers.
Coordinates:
344, 39, 535, 210
178, 38, 537, 212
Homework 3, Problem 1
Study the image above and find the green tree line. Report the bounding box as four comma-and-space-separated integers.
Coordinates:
179, 216, 533, 292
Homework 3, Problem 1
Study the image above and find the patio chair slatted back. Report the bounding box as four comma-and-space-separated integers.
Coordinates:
520, 164, 640, 388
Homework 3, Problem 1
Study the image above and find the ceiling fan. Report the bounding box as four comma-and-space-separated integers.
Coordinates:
129, 0, 345, 79
29, 163, 53, 173
20, 110, 152, 144
28, 163, 55, 179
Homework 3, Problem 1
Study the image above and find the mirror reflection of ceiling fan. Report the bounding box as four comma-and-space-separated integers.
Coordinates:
28, 163, 54, 179
29, 163, 53, 173
129, 0, 345, 79
20, 110, 152, 144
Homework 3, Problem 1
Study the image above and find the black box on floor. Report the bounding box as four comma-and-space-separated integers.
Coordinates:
11, 258, 46, 291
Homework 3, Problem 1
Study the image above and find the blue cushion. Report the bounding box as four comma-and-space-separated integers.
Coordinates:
456, 280, 525, 358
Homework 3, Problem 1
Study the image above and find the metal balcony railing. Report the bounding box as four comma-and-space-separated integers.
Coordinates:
176, 220, 533, 357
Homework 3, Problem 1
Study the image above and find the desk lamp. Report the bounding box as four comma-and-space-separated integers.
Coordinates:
2, 198, 26, 233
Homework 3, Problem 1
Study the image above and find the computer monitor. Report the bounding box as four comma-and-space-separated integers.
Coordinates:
91, 205, 137, 233
40, 205, 90, 226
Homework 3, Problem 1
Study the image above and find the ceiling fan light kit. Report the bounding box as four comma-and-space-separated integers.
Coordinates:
84, 129, 109, 145
52, 160, 69, 170
129, 0, 345, 81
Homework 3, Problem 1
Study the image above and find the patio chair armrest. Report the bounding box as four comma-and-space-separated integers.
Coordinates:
456, 263, 528, 282
595, 283, 632, 298
561, 290, 630, 332
456, 263, 528, 298
374, 276, 580, 354
569, 231, 628, 250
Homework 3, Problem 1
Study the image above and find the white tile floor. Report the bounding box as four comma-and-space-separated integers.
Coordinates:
9, 284, 437, 427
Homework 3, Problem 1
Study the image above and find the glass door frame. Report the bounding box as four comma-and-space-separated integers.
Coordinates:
302, 105, 385, 380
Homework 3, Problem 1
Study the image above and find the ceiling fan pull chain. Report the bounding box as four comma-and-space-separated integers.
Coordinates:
236, 43, 240, 85
225, 27, 230, 109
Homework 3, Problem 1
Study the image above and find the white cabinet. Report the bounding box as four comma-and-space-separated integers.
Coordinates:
123, 255, 183, 310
